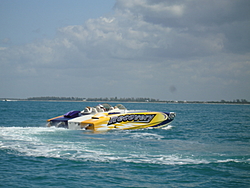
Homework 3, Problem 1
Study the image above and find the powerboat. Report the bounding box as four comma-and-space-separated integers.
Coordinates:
47, 103, 176, 131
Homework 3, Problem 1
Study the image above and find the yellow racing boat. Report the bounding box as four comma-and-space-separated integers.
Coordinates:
47, 104, 176, 131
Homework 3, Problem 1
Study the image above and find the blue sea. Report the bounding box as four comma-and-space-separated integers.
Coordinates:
0, 101, 249, 187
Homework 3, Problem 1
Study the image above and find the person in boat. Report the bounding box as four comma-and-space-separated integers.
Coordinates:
81, 106, 92, 114
99, 104, 106, 111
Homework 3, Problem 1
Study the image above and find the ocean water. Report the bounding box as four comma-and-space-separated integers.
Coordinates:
0, 101, 249, 188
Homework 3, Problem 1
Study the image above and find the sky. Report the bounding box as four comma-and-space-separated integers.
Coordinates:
1, 0, 250, 101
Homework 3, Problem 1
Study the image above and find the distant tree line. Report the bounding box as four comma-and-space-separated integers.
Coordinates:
87, 97, 160, 102
26, 96, 249, 104
172, 99, 250, 104
27, 96, 85, 101
220, 99, 249, 103
217, 99, 249, 104
27, 96, 160, 102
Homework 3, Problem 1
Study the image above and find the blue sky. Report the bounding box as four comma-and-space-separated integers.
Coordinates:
1, 0, 115, 46
1, 0, 250, 101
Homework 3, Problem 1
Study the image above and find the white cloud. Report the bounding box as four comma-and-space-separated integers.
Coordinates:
0, 0, 250, 100
0, 47, 8, 50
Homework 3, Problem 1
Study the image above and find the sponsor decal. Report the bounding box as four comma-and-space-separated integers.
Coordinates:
108, 114, 156, 125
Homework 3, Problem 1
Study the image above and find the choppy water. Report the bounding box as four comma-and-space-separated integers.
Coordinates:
0, 101, 249, 187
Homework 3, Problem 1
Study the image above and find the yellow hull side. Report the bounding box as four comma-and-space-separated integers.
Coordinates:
80, 111, 170, 131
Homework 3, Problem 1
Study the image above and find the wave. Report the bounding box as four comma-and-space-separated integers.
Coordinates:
126, 132, 164, 140
0, 127, 249, 165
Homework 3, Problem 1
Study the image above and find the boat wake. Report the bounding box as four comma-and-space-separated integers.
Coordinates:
161, 125, 174, 130
0, 127, 248, 165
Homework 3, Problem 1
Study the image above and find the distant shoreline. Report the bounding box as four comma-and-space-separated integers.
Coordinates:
1, 98, 250, 105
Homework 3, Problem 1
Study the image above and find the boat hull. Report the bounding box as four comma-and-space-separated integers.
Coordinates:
80, 111, 175, 131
